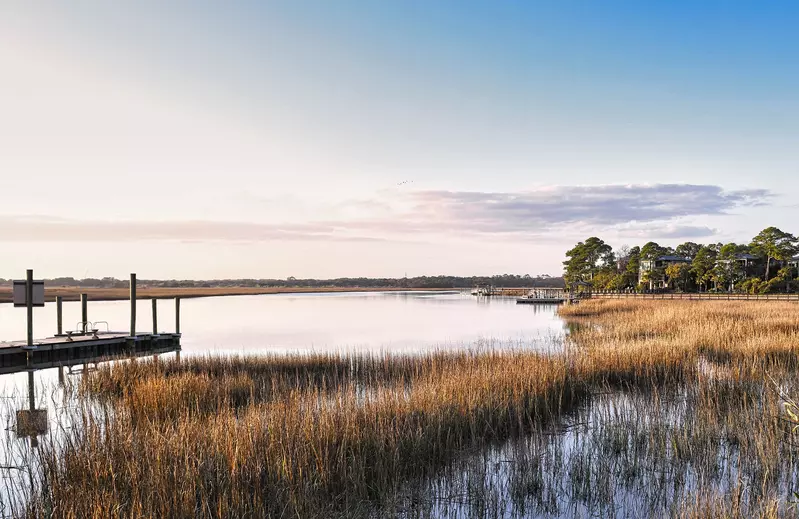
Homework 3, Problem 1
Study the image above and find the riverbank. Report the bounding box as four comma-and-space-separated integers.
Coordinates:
20, 300, 799, 517
0, 286, 457, 304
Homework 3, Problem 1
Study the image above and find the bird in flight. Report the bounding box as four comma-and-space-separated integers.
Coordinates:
397, 180, 414, 186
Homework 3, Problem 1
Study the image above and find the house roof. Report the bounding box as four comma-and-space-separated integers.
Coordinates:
735, 253, 758, 260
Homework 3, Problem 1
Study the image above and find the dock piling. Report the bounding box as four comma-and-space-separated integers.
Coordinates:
27, 370, 35, 412
26, 270, 33, 349
130, 273, 137, 337
80, 293, 88, 333
175, 297, 181, 335
152, 299, 158, 334
56, 296, 63, 336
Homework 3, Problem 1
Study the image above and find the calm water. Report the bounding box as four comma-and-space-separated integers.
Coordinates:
0, 291, 564, 354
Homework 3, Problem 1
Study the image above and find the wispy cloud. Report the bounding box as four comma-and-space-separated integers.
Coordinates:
0, 216, 382, 243
0, 184, 772, 243
378, 184, 771, 234
614, 223, 719, 240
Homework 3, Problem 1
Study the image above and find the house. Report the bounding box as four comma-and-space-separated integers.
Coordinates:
790, 255, 799, 273
639, 255, 692, 288
716, 253, 759, 278
733, 253, 758, 268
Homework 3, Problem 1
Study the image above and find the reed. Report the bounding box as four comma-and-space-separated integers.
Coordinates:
20, 300, 799, 518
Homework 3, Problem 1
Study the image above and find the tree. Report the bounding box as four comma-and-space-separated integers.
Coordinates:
665, 262, 692, 291
563, 237, 614, 284
691, 246, 717, 291
641, 267, 665, 290
583, 237, 615, 276
713, 243, 748, 291
563, 242, 591, 285
675, 242, 702, 259
623, 246, 641, 288
750, 227, 798, 281
615, 244, 631, 267
640, 242, 668, 261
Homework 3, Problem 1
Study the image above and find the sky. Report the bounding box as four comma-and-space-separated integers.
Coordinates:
1, 1, 798, 279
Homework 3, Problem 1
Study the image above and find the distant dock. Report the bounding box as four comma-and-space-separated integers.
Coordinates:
515, 288, 573, 305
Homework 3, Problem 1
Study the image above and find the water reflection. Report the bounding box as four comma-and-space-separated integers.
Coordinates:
383, 385, 798, 519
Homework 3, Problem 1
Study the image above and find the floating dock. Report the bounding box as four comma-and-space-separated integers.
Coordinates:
2, 271, 182, 375
516, 288, 573, 305
516, 297, 568, 304
0, 332, 181, 375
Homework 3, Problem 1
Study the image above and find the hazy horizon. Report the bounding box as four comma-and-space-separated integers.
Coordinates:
2, 2, 798, 279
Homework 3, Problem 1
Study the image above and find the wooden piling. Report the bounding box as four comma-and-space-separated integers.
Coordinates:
175, 297, 181, 335
130, 273, 137, 337
80, 293, 88, 333
26, 269, 33, 348
27, 370, 35, 412
152, 299, 158, 334
56, 296, 63, 336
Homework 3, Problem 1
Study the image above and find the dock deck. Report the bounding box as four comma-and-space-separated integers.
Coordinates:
0, 332, 181, 374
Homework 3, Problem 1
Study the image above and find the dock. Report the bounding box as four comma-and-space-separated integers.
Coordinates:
516, 288, 575, 305
2, 270, 183, 375
0, 332, 181, 375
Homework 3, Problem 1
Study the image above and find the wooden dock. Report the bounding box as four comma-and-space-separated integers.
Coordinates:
515, 288, 575, 305
0, 332, 181, 374
516, 297, 569, 305
1, 270, 183, 375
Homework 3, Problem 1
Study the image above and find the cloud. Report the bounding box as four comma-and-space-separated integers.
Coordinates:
0, 184, 772, 243
380, 184, 771, 233
615, 223, 719, 240
0, 216, 383, 243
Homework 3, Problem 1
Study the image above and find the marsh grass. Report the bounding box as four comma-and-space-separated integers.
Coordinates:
19, 300, 799, 517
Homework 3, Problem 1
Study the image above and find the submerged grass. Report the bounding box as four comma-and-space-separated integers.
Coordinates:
19, 300, 799, 517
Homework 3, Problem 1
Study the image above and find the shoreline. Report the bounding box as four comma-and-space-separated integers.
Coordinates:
0, 286, 462, 304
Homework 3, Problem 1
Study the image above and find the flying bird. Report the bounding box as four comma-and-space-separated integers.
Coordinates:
397, 180, 414, 186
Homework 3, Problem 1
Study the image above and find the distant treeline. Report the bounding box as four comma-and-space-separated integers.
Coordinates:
0, 274, 564, 290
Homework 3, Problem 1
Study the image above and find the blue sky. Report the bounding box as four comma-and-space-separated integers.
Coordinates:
0, 2, 797, 278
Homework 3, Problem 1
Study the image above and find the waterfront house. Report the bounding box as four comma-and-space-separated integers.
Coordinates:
790, 255, 799, 275
639, 255, 692, 289
716, 253, 760, 279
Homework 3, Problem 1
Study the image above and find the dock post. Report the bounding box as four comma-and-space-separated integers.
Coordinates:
130, 273, 137, 337
58, 365, 65, 386
152, 299, 158, 334
175, 297, 181, 335
26, 269, 33, 349
80, 293, 88, 333
27, 370, 35, 412
56, 296, 63, 336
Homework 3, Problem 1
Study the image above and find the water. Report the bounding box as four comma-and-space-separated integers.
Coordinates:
0, 291, 564, 354
386, 387, 799, 518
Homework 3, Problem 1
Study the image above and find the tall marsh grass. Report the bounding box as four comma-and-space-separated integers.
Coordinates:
19, 300, 799, 517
